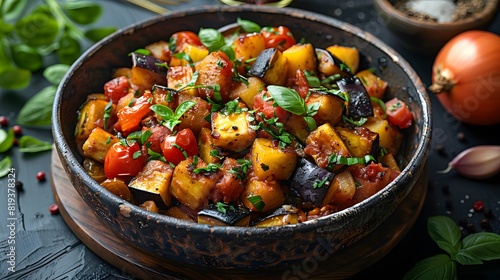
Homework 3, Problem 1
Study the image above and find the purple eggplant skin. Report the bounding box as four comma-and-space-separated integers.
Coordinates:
289, 158, 335, 207
316, 48, 353, 77
130, 52, 169, 76
248, 48, 278, 78
337, 76, 374, 119
197, 203, 251, 226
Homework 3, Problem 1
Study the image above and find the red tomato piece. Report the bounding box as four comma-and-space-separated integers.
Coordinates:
253, 91, 291, 124
385, 97, 413, 129
261, 26, 296, 51
115, 92, 152, 135
170, 31, 202, 53
104, 76, 130, 104
104, 142, 146, 179
161, 128, 198, 165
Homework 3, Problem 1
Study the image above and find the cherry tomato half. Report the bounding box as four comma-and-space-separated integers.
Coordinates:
169, 31, 203, 53
261, 26, 296, 51
161, 128, 198, 165
385, 97, 413, 129
253, 91, 291, 124
104, 142, 146, 179
104, 76, 130, 104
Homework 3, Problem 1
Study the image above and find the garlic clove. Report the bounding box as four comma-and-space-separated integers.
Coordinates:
438, 145, 500, 179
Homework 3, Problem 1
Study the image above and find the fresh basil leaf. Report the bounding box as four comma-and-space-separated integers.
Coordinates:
455, 232, 500, 264
0, 156, 12, 178
15, 12, 59, 47
0, 129, 15, 152
198, 28, 225, 52
84, 27, 116, 43
0, 66, 31, 89
62, 2, 102, 25
303, 116, 317, 132
151, 104, 174, 120
16, 85, 56, 126
10, 44, 43, 72
18, 136, 52, 153
1, 0, 28, 21
403, 254, 456, 280
220, 44, 235, 61
43, 64, 69, 85
174, 101, 196, 119
427, 216, 462, 257
267, 85, 306, 115
57, 32, 81, 65
237, 18, 261, 33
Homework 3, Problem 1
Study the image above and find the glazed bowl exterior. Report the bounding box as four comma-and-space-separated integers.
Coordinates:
52, 5, 431, 270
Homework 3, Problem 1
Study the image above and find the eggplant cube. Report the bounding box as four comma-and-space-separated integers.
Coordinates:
253, 205, 299, 227
128, 160, 174, 210
130, 52, 168, 91
304, 123, 351, 170
290, 158, 335, 207
248, 48, 288, 86
197, 203, 251, 226
337, 77, 374, 119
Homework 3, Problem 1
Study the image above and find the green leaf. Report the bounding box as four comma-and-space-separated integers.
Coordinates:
198, 28, 225, 52
0, 156, 12, 178
84, 27, 116, 43
237, 18, 261, 33
404, 254, 456, 280
57, 32, 81, 65
62, 2, 102, 25
16, 85, 56, 127
427, 216, 462, 257
0, 66, 31, 89
454, 232, 500, 265
1, 0, 28, 22
267, 85, 307, 115
15, 12, 59, 47
18, 136, 53, 153
10, 44, 43, 72
0, 129, 15, 152
151, 104, 174, 120
43, 64, 69, 85
174, 100, 196, 119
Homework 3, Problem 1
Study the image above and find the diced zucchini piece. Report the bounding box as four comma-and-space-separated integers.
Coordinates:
75, 99, 112, 141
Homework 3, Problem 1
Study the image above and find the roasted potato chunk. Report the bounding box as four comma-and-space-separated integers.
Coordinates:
336, 126, 379, 158
211, 110, 256, 152
304, 123, 351, 170
282, 43, 317, 79
240, 177, 285, 212
250, 138, 298, 181
170, 157, 219, 210
82, 127, 120, 163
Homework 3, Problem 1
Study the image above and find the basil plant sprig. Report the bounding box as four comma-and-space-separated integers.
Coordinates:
0, 0, 117, 90
405, 215, 500, 280
267, 85, 319, 131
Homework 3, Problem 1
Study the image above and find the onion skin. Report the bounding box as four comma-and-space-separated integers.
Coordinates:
429, 31, 500, 126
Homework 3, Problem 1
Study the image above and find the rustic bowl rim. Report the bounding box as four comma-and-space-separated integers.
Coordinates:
374, 0, 499, 29
52, 5, 432, 236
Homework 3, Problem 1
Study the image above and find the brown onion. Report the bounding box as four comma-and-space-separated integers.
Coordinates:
429, 30, 500, 126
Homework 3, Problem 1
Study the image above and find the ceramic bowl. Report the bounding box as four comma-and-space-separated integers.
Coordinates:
374, 0, 499, 53
52, 5, 431, 271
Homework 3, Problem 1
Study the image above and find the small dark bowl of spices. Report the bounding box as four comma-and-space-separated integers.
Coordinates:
374, 0, 499, 53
